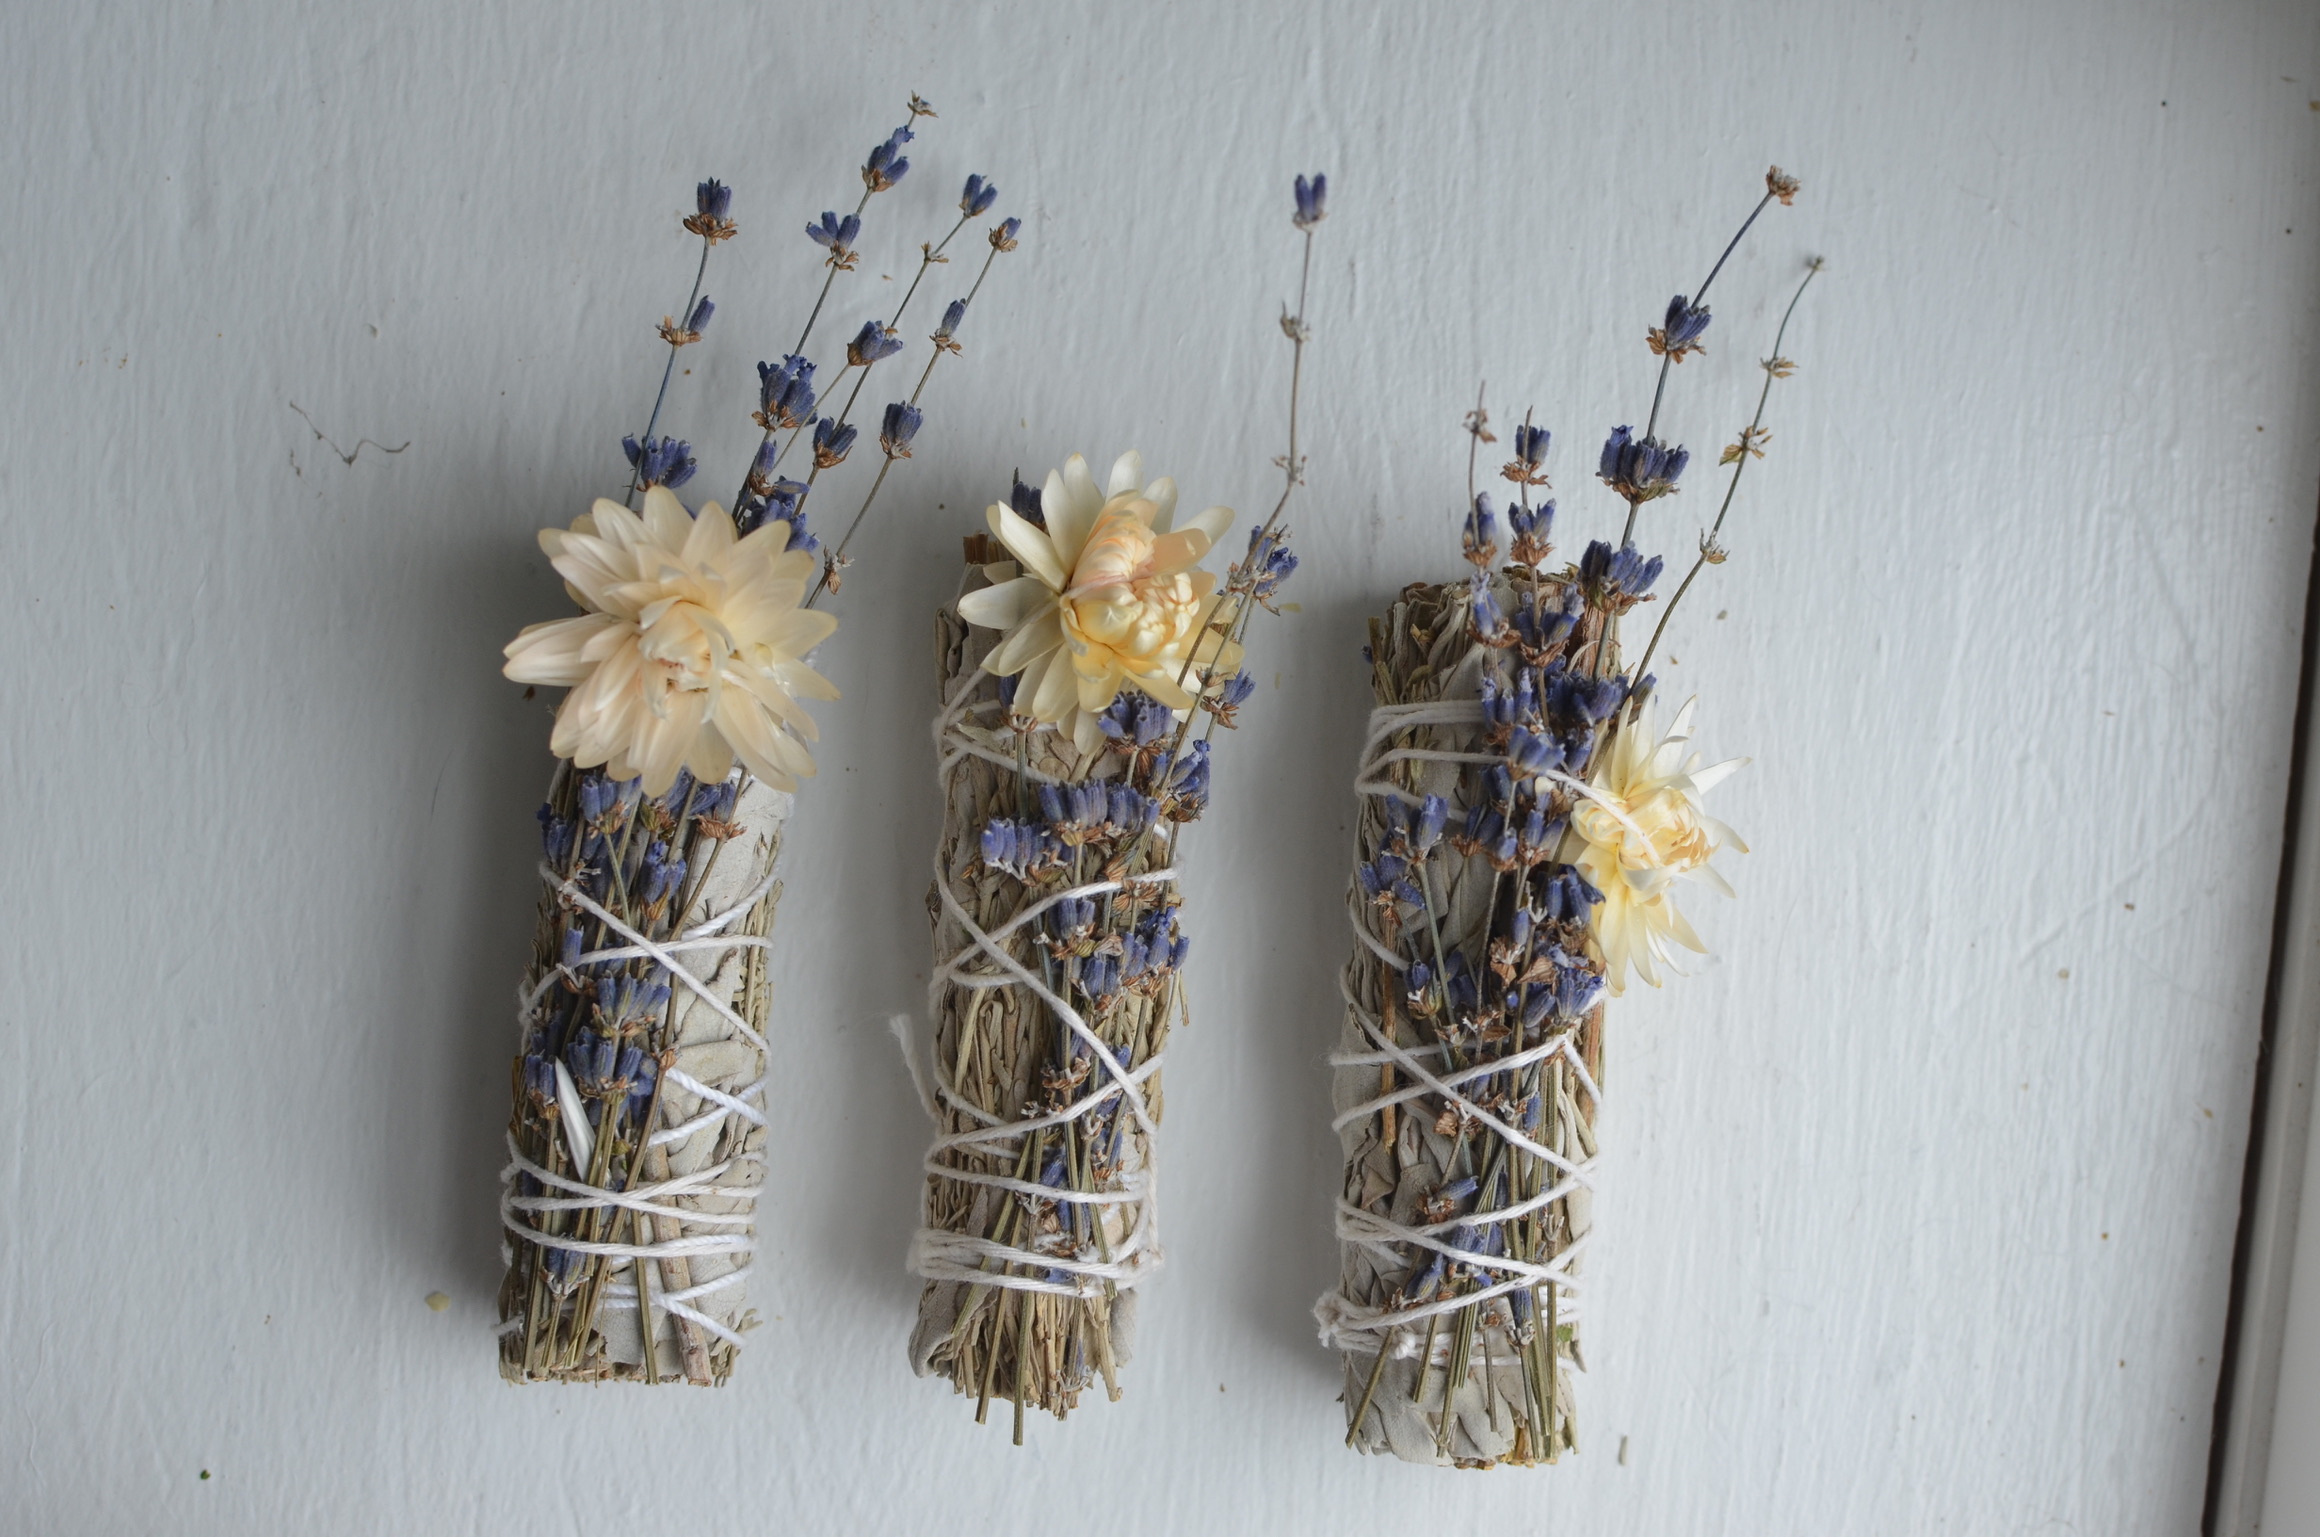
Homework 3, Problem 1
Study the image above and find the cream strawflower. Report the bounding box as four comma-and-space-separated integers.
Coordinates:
502, 485, 838, 795
1564, 697, 1748, 996
957, 450, 1243, 752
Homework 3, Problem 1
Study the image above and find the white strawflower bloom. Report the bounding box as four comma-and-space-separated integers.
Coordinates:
502, 486, 837, 795
957, 450, 1242, 753
1566, 697, 1747, 995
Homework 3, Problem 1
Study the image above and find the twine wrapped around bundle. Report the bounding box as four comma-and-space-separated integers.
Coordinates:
903, 559, 1210, 1439
497, 764, 788, 1384
1318, 573, 1615, 1466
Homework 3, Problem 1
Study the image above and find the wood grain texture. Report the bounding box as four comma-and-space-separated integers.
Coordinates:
0, 1, 2315, 1531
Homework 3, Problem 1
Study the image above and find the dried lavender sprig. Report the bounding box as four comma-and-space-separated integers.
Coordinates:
788, 98, 935, 362
1616, 166, 1800, 550
736, 171, 993, 522
1156, 172, 1325, 772
623, 179, 734, 506
1627, 256, 1821, 698
809, 224, 1015, 600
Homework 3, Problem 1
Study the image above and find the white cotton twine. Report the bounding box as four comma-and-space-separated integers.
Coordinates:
495, 833, 782, 1353
895, 671, 1173, 1300
1312, 698, 1605, 1359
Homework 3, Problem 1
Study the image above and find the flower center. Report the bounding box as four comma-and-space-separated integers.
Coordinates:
1061, 508, 1205, 662
638, 599, 728, 697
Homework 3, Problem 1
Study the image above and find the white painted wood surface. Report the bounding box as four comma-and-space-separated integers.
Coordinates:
4, 3, 2318, 1531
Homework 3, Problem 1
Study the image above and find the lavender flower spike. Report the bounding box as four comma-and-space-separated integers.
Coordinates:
863, 125, 913, 192
880, 401, 924, 459
755, 354, 818, 432
934, 298, 968, 353
811, 417, 858, 470
1294, 172, 1329, 229
1648, 294, 1712, 362
960, 174, 998, 217
846, 320, 905, 367
1578, 538, 1665, 610
807, 210, 862, 269
1503, 423, 1551, 487
1597, 425, 1689, 502
621, 434, 696, 490
1462, 493, 1499, 569
683, 178, 736, 241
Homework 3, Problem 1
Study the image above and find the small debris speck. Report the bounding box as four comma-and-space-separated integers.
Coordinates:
1618, 1435, 1630, 1465
199, 1471, 211, 1482
425, 1291, 451, 1312
2056, 969, 2070, 980
2124, 903, 2135, 911
1715, 609, 1728, 620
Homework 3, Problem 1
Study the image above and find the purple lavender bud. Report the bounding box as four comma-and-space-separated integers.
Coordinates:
1651, 294, 1712, 359
1462, 493, 1499, 568
1579, 539, 1665, 604
879, 401, 923, 458
1575, 675, 1628, 723
756, 353, 818, 427
685, 295, 714, 335
1598, 427, 1689, 502
696, 179, 732, 220
811, 417, 857, 468
623, 1053, 658, 1120
1134, 696, 1172, 745
1415, 794, 1448, 853
1513, 423, 1550, 470
989, 215, 1022, 251
1167, 740, 1211, 806
539, 808, 577, 866
863, 125, 913, 191
959, 173, 997, 217
806, 210, 861, 251
1598, 425, 1631, 482
623, 434, 696, 490
566, 1030, 615, 1090
1511, 668, 1538, 726
750, 438, 782, 484
1293, 172, 1328, 229
936, 297, 968, 339
1470, 578, 1507, 639
1008, 473, 1045, 528
845, 320, 905, 367
1508, 728, 1561, 778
